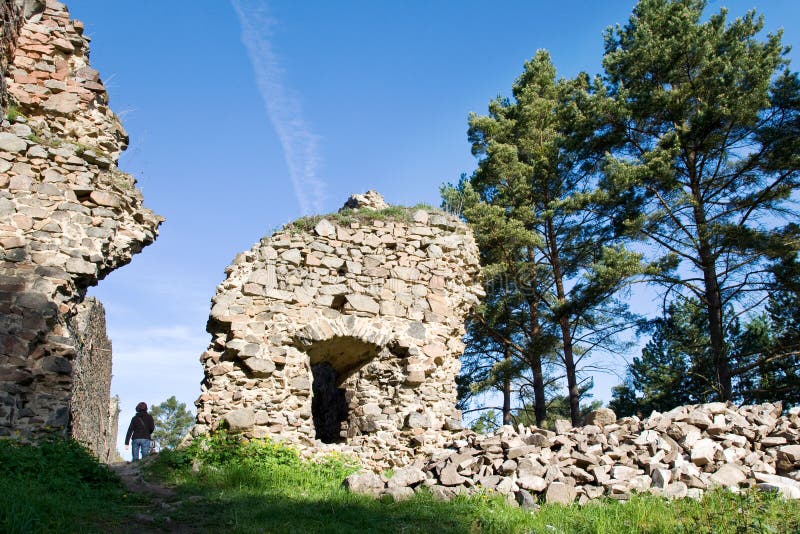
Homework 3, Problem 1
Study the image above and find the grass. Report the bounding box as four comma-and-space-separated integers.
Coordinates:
2, 433, 799, 533
285, 203, 439, 234
0, 437, 150, 533
5, 105, 23, 122
146, 432, 800, 534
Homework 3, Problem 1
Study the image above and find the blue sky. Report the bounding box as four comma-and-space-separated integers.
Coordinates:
62, 1, 799, 453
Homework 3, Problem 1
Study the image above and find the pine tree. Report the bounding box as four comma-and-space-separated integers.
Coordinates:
610, 296, 790, 416
445, 51, 642, 425
742, 259, 800, 405
151, 396, 194, 450
600, 0, 800, 401
611, 300, 703, 417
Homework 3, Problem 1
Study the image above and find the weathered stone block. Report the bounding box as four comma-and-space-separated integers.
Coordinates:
224, 409, 255, 432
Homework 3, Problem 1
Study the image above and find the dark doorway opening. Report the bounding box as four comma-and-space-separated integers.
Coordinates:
305, 336, 380, 444
311, 362, 348, 443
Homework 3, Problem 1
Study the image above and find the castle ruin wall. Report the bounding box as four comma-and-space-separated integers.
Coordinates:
194, 198, 483, 469
0, 0, 162, 445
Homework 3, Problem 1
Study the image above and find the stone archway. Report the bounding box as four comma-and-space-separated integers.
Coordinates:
306, 336, 381, 443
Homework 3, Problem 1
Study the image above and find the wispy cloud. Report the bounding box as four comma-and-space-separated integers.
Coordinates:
230, 0, 325, 215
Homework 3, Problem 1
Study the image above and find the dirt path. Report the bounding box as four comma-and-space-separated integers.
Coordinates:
110, 459, 198, 533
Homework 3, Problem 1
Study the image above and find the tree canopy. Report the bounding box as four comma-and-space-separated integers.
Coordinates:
151, 396, 194, 450
600, 0, 800, 401
448, 0, 800, 427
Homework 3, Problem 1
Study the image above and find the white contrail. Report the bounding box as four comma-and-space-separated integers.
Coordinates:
230, 0, 325, 215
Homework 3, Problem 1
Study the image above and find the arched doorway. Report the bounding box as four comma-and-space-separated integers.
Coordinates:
305, 336, 380, 443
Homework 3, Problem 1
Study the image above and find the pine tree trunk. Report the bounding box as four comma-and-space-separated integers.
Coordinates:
503, 346, 512, 424
546, 217, 582, 425
699, 248, 732, 400
561, 320, 581, 426
691, 185, 733, 401
532, 352, 546, 426
527, 298, 547, 426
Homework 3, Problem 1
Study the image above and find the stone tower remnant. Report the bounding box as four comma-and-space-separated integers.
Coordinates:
0, 0, 162, 449
194, 192, 483, 468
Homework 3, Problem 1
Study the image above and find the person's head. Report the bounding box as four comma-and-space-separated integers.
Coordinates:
136, 402, 148, 413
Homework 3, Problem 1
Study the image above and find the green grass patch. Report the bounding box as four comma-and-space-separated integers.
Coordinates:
3, 433, 798, 533
147, 432, 800, 533
5, 105, 23, 122
0, 437, 149, 533
284, 203, 441, 234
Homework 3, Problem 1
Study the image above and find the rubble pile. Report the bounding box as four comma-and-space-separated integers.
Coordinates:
345, 402, 800, 504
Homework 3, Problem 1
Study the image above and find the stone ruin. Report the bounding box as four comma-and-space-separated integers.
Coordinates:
192, 190, 799, 503
193, 192, 484, 468
346, 402, 800, 504
0, 0, 797, 509
0, 0, 161, 460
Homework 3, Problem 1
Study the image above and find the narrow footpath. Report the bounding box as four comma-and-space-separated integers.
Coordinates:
109, 459, 198, 533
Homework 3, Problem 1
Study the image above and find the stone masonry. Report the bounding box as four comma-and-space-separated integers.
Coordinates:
68, 297, 116, 461
194, 192, 483, 469
0, 0, 162, 442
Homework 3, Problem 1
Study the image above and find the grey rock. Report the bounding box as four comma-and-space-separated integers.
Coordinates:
515, 489, 537, 509
545, 482, 575, 505
663, 481, 689, 499
345, 294, 379, 314
585, 408, 616, 427
690, 438, 717, 466
387, 467, 426, 488
652, 468, 671, 489
406, 321, 426, 339
41, 356, 72, 375
89, 191, 120, 208
65, 259, 96, 275
224, 409, 255, 432
406, 412, 432, 429
383, 486, 414, 501
0, 133, 27, 153
777, 445, 800, 471
709, 464, 745, 488
757, 482, 800, 499
340, 190, 389, 211
43, 92, 81, 114
517, 475, 547, 492
439, 462, 467, 486
754, 473, 800, 499
314, 218, 336, 237
243, 358, 275, 376
344, 471, 385, 496
554, 419, 572, 434
280, 249, 302, 265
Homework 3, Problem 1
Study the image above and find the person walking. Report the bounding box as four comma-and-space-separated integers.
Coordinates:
124, 401, 155, 461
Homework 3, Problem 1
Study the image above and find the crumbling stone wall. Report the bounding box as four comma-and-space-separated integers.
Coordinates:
1, 1, 24, 109
68, 297, 115, 460
194, 193, 483, 469
0, 0, 162, 441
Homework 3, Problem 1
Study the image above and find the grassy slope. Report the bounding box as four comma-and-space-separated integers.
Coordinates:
2, 436, 799, 533
155, 461, 800, 533
148, 435, 800, 534
0, 438, 150, 533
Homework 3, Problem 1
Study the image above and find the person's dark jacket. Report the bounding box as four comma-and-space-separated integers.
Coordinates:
125, 412, 155, 444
